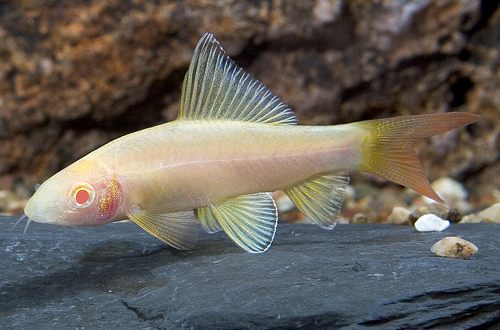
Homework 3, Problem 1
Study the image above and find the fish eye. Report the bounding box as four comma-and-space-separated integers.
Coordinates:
76, 189, 90, 204
69, 183, 95, 209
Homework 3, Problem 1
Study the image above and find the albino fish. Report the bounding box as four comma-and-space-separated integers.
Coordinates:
21, 33, 480, 253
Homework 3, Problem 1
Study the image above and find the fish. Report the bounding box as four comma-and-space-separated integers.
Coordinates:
21, 33, 480, 253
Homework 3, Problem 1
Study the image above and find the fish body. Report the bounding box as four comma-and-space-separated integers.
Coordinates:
23, 33, 480, 253
80, 121, 360, 213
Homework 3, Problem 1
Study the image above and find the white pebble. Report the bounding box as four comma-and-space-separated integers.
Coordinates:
414, 214, 450, 232
431, 237, 478, 259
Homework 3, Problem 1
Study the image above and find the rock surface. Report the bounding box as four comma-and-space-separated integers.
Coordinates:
0, 1, 499, 198
1, 217, 499, 329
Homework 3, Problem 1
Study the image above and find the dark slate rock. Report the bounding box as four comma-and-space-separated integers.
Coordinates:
1, 216, 499, 329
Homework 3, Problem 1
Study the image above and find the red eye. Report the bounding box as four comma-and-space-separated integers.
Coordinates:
69, 183, 95, 209
75, 189, 90, 204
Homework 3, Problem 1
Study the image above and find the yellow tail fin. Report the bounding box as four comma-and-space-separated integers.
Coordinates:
355, 112, 481, 202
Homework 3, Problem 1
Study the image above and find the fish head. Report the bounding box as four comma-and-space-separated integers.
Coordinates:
24, 158, 126, 227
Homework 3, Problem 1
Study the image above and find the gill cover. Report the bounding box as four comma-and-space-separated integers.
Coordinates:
65, 176, 123, 225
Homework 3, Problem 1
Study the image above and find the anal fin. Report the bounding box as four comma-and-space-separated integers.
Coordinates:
197, 193, 278, 253
284, 173, 349, 229
127, 208, 197, 250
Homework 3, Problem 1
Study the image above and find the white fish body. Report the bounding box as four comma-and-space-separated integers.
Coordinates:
96, 121, 360, 213
23, 33, 480, 253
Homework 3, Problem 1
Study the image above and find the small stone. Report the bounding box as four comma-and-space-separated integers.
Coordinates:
0, 190, 24, 215
477, 203, 500, 223
0, 190, 18, 210
430, 237, 478, 259
349, 213, 368, 224
387, 207, 411, 225
446, 208, 462, 223
414, 214, 450, 232
6, 200, 26, 215
459, 214, 484, 223
409, 203, 449, 223
427, 177, 471, 212
431, 177, 468, 201
274, 192, 295, 213
345, 185, 355, 200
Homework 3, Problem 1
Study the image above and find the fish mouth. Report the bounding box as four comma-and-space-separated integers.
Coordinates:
23, 192, 63, 225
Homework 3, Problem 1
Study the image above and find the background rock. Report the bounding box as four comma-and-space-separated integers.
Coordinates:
1, 218, 500, 328
0, 0, 499, 198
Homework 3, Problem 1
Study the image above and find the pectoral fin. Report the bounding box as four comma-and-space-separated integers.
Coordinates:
127, 208, 197, 250
197, 193, 278, 253
284, 173, 349, 229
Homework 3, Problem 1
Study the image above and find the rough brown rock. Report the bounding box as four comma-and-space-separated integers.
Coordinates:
0, 0, 498, 198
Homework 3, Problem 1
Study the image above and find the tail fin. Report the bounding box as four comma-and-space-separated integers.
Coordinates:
355, 112, 481, 202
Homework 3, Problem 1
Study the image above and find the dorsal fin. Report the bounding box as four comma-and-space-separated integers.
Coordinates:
178, 33, 297, 125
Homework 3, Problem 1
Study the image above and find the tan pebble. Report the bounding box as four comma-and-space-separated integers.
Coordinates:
431, 177, 468, 201
409, 203, 449, 223
337, 216, 350, 225
430, 237, 478, 259
0, 190, 21, 213
349, 213, 368, 224
274, 193, 295, 213
428, 178, 471, 212
459, 214, 484, 223
6, 200, 27, 215
387, 207, 411, 225
477, 203, 500, 223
